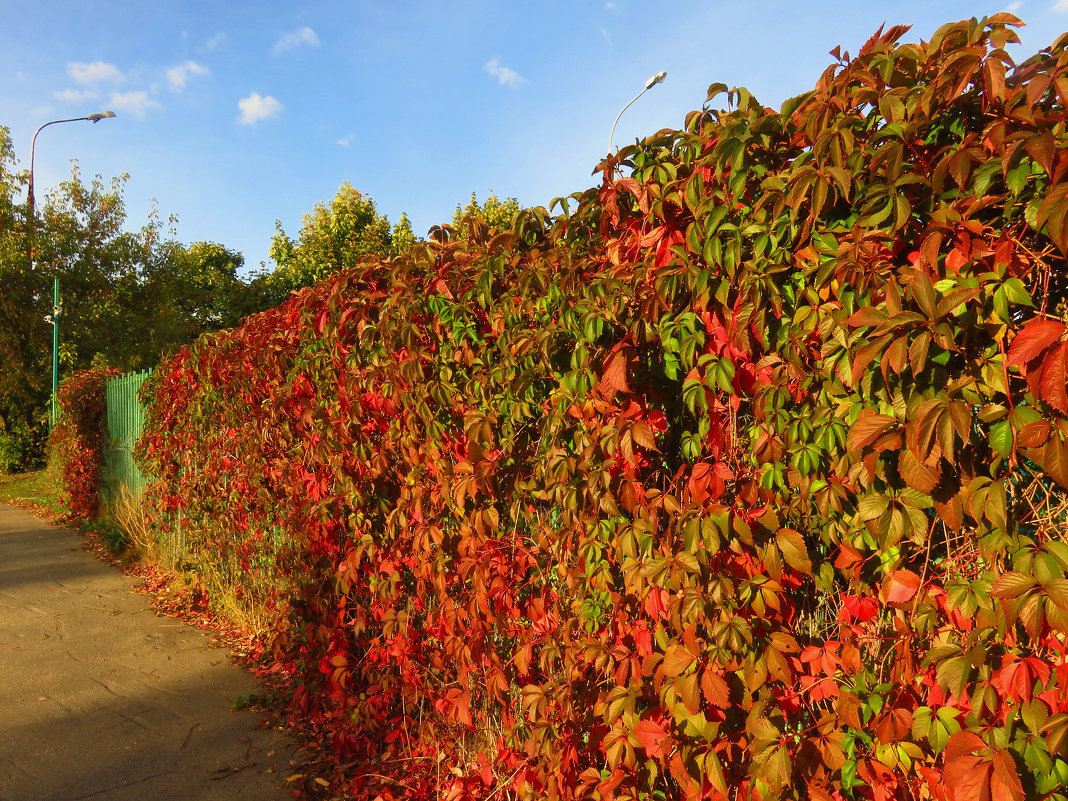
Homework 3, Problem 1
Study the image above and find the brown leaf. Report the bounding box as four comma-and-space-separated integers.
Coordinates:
848, 411, 897, 454
1043, 435, 1068, 489
899, 448, 941, 494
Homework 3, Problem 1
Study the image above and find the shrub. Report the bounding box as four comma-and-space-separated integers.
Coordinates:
50, 368, 119, 521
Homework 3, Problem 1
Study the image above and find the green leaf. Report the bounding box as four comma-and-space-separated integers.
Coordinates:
990, 419, 1013, 458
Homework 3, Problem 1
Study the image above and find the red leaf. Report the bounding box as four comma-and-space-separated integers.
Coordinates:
882, 569, 921, 605
1007, 319, 1065, 367
842, 594, 878, 622
633, 717, 672, 759
1040, 342, 1068, 414
834, 543, 865, 573
990, 749, 1024, 801
599, 344, 632, 397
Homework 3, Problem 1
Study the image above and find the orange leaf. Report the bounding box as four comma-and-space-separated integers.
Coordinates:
882, 569, 921, 605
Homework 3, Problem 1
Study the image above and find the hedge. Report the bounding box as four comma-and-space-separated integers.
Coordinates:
136, 17, 1068, 801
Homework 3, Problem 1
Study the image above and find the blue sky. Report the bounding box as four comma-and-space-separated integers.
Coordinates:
2, 1, 1065, 275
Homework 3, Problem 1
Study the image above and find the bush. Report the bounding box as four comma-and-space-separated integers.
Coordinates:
50, 368, 119, 521
137, 17, 1068, 801
0, 414, 43, 473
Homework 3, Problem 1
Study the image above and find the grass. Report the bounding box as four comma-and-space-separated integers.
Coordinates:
0, 468, 68, 519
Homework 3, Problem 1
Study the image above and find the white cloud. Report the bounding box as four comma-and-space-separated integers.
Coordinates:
605, 1, 617, 9
67, 61, 124, 85
203, 32, 227, 52
1053, 0, 1068, 11
485, 57, 524, 88
337, 133, 355, 147
108, 90, 160, 118
238, 92, 282, 125
166, 61, 210, 91
273, 27, 319, 54
53, 88, 98, 103
1006, 1, 1022, 10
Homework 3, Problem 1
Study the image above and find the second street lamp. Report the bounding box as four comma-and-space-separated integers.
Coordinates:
608, 71, 667, 158
26, 110, 117, 429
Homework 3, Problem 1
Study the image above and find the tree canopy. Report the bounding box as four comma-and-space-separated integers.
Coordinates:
261, 182, 417, 307
0, 127, 256, 470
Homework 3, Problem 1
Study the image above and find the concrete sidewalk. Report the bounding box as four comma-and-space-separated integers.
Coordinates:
0, 502, 298, 800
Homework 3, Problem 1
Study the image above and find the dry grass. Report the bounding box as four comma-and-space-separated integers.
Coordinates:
107, 486, 277, 639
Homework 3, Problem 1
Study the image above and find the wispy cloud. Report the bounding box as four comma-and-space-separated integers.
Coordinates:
605, 2, 617, 10
238, 91, 282, 125
337, 133, 355, 147
67, 61, 124, 85
1005, 1, 1022, 10
273, 27, 319, 54
203, 32, 227, 52
166, 60, 210, 91
54, 87, 98, 103
108, 90, 160, 118
485, 57, 524, 88
1053, 0, 1068, 11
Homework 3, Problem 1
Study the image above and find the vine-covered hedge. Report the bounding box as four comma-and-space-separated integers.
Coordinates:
51, 368, 119, 520
137, 17, 1068, 801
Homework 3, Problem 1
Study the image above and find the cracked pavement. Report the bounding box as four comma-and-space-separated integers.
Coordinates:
0, 502, 297, 800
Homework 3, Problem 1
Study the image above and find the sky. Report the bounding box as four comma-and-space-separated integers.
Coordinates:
1, 1, 1066, 276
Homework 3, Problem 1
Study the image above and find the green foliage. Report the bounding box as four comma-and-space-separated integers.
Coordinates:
136, 17, 1068, 801
451, 191, 522, 238
262, 182, 418, 307
0, 137, 255, 465
0, 467, 67, 518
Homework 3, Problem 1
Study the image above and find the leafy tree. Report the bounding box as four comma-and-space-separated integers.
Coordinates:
450, 191, 521, 238
0, 126, 42, 469
129, 240, 248, 362
0, 139, 255, 469
262, 183, 417, 308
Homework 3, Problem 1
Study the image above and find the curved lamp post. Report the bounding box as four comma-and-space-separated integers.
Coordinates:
27, 110, 116, 430
608, 71, 666, 156
28, 110, 116, 216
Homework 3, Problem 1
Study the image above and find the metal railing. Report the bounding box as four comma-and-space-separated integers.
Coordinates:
101, 369, 152, 507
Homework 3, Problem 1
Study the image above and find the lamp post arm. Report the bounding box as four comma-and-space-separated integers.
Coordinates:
608, 71, 667, 158
29, 117, 88, 216
608, 87, 649, 157
28, 112, 115, 215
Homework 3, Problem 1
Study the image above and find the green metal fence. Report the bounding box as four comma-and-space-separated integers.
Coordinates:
101, 369, 152, 507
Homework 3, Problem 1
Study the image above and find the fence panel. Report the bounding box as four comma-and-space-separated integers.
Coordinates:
101, 369, 152, 507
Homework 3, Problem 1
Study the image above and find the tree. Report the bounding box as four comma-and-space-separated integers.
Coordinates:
262, 183, 418, 308
0, 126, 42, 470
450, 191, 521, 238
131, 240, 248, 360
0, 139, 255, 469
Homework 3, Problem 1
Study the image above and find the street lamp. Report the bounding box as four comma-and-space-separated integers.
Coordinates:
25, 110, 116, 430
28, 110, 116, 216
608, 71, 666, 156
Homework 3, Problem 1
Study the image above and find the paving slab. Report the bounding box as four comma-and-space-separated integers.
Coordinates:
0, 502, 298, 800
